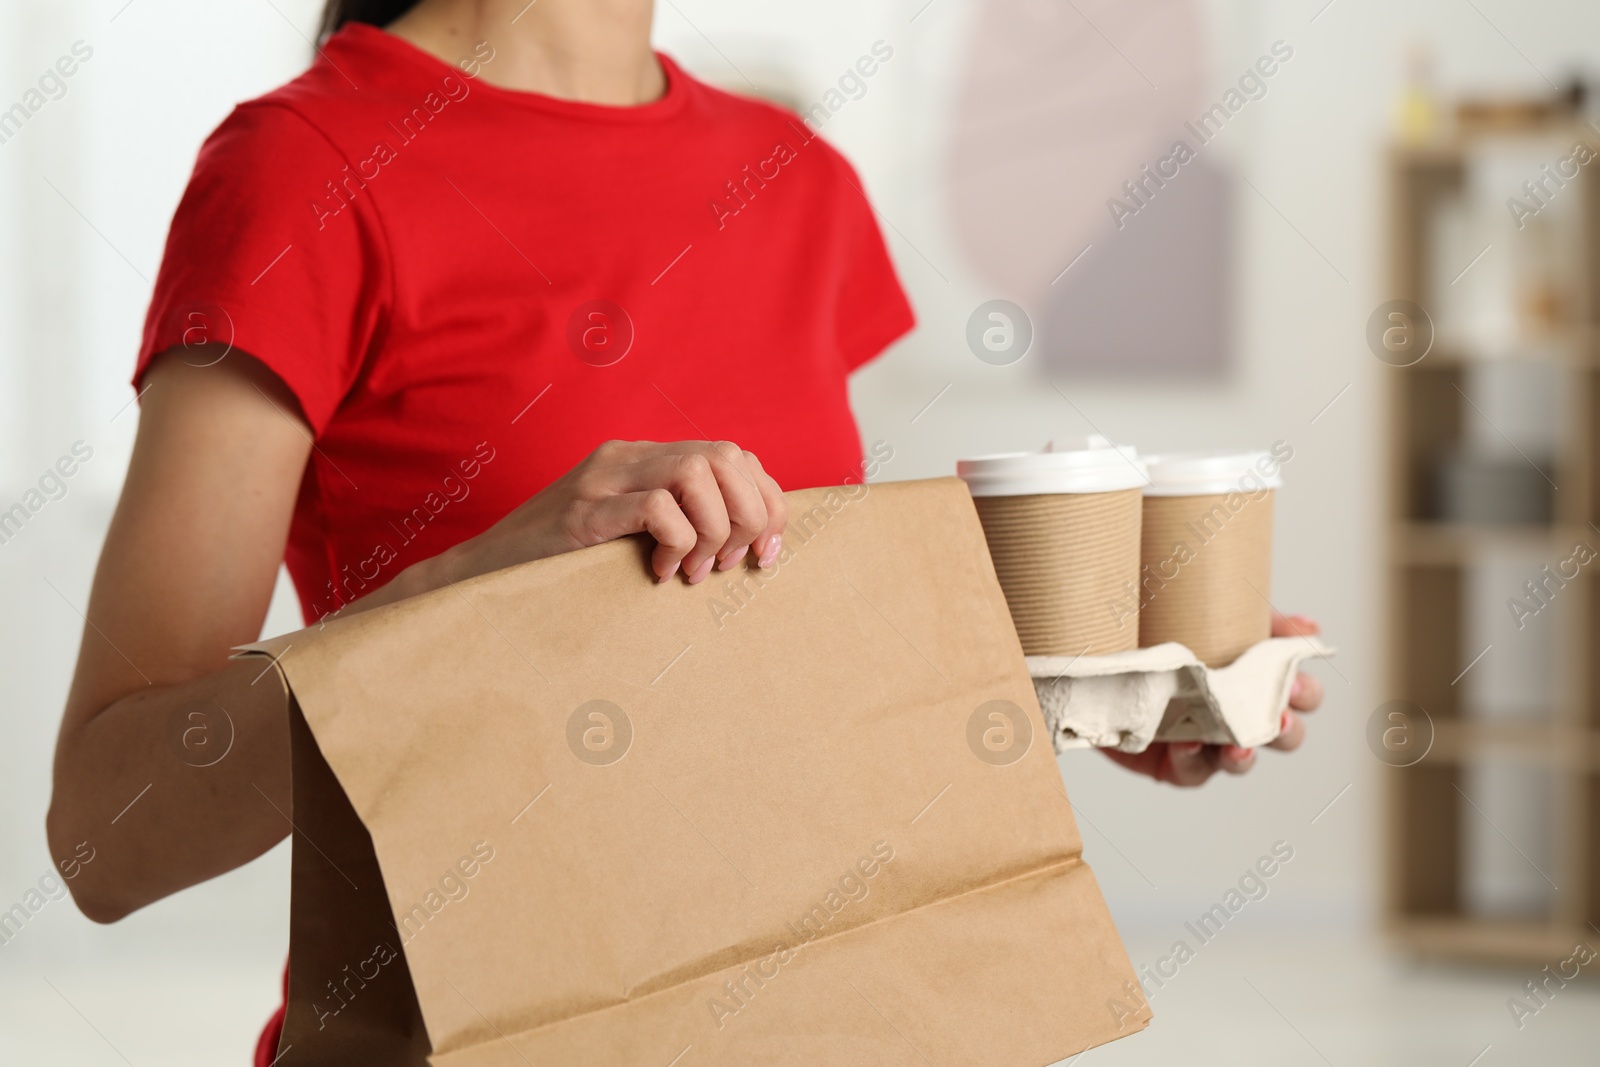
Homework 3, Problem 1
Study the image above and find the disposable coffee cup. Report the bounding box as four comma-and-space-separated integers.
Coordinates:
957, 436, 1146, 657
1138, 451, 1282, 667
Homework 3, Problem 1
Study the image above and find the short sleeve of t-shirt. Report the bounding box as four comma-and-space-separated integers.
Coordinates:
135, 102, 389, 434
823, 149, 915, 371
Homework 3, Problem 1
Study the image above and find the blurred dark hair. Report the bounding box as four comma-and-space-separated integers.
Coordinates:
318, 0, 422, 43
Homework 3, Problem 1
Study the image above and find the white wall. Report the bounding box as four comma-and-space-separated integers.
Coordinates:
2, 0, 1597, 1060
0, 3, 323, 1061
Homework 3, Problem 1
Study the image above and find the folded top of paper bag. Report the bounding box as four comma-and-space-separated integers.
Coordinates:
241, 477, 1150, 1066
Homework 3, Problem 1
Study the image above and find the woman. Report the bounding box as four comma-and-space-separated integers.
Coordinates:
46, 0, 1325, 1060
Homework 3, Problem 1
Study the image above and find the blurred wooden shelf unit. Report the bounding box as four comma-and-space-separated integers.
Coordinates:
1385, 122, 1600, 966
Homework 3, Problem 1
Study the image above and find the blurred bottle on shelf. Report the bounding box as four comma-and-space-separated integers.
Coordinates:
1514, 211, 1574, 341
1395, 42, 1438, 144
1425, 124, 1584, 360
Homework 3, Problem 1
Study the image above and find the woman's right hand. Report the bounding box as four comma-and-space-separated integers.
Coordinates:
430, 440, 789, 588
50, 357, 791, 925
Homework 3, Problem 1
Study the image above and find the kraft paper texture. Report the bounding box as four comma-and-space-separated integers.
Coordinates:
242, 477, 1148, 1065
1138, 491, 1276, 667
973, 489, 1142, 657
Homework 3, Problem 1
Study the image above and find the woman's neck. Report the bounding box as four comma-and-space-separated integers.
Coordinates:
387, 0, 663, 105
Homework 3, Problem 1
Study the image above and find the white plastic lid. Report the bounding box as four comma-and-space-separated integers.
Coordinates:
1141, 451, 1282, 497
1045, 433, 1141, 462
957, 434, 1148, 496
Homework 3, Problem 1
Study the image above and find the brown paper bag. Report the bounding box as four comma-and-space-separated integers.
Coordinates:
243, 477, 1150, 1065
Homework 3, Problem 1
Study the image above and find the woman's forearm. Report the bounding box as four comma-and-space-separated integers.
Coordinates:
50, 431, 783, 922
46, 550, 451, 923
47, 657, 293, 922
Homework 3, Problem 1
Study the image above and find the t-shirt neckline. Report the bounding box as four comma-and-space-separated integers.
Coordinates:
335, 22, 688, 123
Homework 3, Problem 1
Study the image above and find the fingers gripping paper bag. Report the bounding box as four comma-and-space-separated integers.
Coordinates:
242, 478, 1150, 1065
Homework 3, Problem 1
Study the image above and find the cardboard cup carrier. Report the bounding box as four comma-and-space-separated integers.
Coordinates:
1138, 452, 1280, 667
958, 437, 1145, 657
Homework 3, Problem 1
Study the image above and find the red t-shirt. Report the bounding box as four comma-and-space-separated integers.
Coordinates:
138, 23, 913, 629
136, 25, 912, 1065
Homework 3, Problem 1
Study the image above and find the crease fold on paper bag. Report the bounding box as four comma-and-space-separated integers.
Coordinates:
239, 477, 1150, 1066
1030, 637, 1336, 753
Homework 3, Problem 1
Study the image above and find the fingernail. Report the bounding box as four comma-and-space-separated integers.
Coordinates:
1280, 710, 1292, 731
1173, 742, 1203, 755
1227, 746, 1254, 761
687, 556, 716, 584
658, 560, 680, 584
717, 544, 749, 571
758, 534, 782, 568
1291, 678, 1304, 700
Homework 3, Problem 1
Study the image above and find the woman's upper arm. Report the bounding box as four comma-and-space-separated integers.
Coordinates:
59, 349, 313, 733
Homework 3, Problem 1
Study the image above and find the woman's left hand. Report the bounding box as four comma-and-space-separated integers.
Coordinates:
1099, 612, 1325, 787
